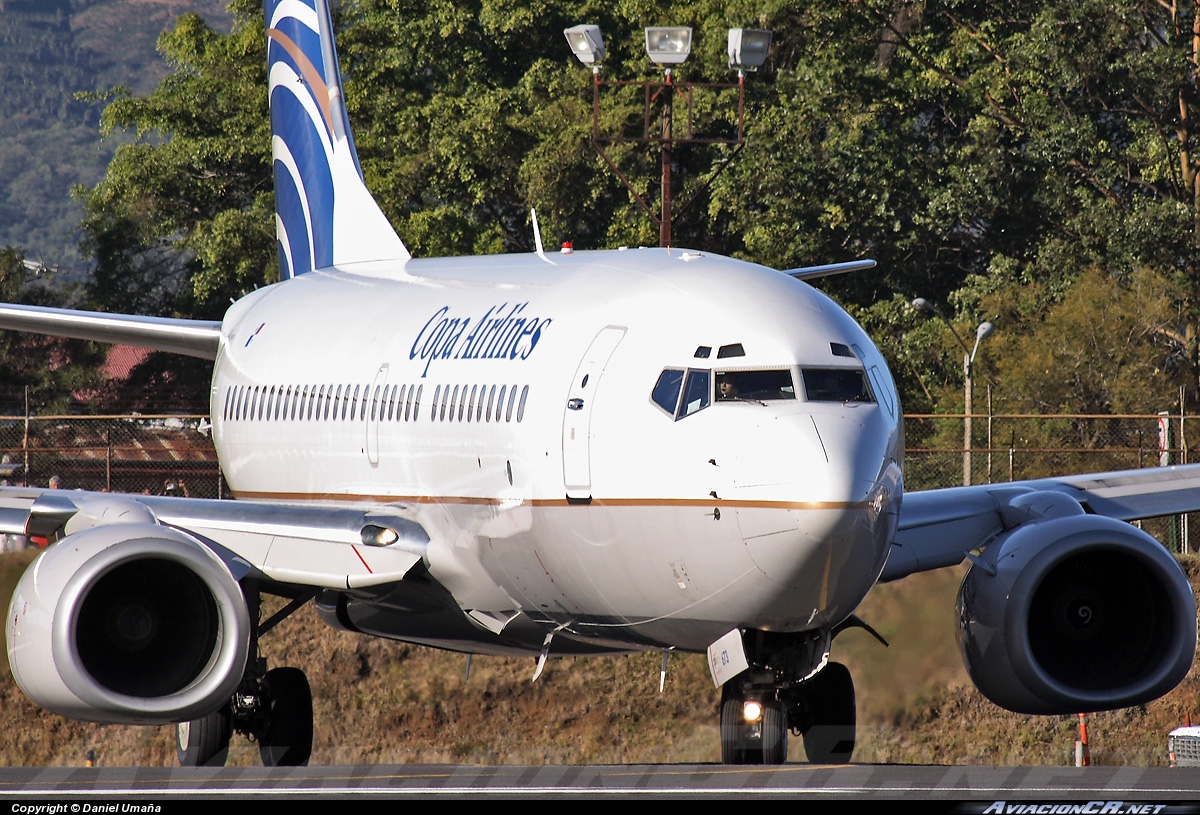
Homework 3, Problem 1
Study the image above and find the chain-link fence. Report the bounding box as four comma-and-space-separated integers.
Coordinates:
0, 411, 1194, 549
0, 415, 224, 498
906, 412, 1197, 552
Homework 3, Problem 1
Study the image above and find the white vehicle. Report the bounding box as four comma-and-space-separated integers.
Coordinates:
2, 0, 1198, 767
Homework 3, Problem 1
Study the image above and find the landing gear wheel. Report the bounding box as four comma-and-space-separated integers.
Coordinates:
760, 699, 788, 765
720, 682, 788, 765
176, 707, 232, 767
258, 667, 313, 767
800, 662, 856, 764
720, 682, 747, 765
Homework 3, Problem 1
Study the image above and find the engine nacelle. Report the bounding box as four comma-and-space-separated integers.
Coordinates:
957, 513, 1196, 714
6, 521, 250, 724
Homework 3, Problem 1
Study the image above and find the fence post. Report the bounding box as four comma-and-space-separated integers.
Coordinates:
986, 385, 993, 484
22, 386, 29, 487
1180, 392, 1189, 554
1159, 412, 1180, 552
105, 428, 112, 493
1008, 430, 1015, 482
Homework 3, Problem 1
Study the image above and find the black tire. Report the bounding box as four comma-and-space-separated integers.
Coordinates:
176, 707, 232, 767
720, 681, 788, 765
800, 662, 856, 764
760, 699, 788, 765
720, 681, 747, 765
259, 667, 313, 767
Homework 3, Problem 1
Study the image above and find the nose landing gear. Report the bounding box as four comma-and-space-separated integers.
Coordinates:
719, 661, 856, 765
717, 628, 858, 765
720, 680, 788, 764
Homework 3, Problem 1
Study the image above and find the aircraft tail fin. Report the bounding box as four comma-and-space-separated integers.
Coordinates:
266, 0, 410, 279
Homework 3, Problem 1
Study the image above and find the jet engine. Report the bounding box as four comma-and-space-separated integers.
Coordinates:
6, 515, 250, 724
957, 507, 1196, 715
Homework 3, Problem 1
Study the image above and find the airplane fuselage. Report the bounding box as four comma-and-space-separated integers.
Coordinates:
208, 248, 904, 654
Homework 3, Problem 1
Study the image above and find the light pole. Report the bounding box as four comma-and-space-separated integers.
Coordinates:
565, 25, 772, 246
912, 298, 994, 486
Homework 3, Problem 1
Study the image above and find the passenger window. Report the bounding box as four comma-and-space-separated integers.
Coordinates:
801, 368, 875, 403
506, 384, 518, 421
517, 385, 529, 422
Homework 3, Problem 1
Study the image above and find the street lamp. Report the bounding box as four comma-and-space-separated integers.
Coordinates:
728, 29, 772, 74
912, 298, 994, 486
564, 24, 605, 69
564, 24, 771, 247
645, 27, 692, 68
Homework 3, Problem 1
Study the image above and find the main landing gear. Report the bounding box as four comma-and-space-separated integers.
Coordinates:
176, 583, 316, 768
719, 630, 858, 765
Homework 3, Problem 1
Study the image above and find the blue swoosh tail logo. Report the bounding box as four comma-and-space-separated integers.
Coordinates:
265, 0, 409, 279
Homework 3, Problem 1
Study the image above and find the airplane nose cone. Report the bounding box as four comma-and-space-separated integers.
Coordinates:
732, 409, 899, 629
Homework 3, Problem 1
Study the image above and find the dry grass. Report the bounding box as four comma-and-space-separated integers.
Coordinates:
1, 550, 1197, 767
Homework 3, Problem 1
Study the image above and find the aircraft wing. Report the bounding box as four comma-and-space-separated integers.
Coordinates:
0, 303, 222, 360
0, 487, 428, 589
881, 463, 1200, 582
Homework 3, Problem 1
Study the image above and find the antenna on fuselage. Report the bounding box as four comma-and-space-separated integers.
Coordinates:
531, 209, 554, 264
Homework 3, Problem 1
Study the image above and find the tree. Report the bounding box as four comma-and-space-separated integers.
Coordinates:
77, 0, 1200, 422
80, 0, 272, 321
0, 247, 104, 414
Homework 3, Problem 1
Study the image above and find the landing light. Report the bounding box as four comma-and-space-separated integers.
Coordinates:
742, 699, 763, 722
360, 524, 399, 547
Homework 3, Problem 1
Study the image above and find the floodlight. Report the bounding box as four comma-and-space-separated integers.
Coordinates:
645, 27, 692, 65
728, 28, 772, 71
564, 24, 605, 67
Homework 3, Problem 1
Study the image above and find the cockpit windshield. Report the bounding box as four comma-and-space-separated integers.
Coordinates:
653, 365, 874, 419
715, 370, 796, 402
801, 368, 875, 403
651, 368, 711, 420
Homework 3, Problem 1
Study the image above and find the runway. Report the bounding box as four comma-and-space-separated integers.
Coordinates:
1, 764, 1200, 800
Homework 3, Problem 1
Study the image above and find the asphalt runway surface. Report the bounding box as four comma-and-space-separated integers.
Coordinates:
1, 764, 1200, 800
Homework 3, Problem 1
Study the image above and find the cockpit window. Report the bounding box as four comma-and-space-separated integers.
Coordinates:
651, 369, 684, 415
801, 368, 875, 403
651, 368, 712, 420
716, 370, 796, 401
680, 369, 711, 417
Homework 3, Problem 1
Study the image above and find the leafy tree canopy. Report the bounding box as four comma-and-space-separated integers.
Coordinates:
0, 247, 105, 414
77, 0, 1200, 418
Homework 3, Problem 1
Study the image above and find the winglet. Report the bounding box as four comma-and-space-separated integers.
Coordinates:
783, 259, 876, 280
266, 0, 410, 280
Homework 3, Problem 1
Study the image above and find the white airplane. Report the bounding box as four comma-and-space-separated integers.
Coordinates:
2, 0, 1199, 768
